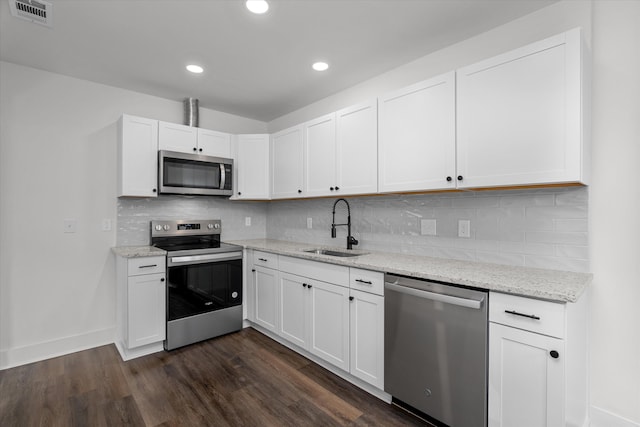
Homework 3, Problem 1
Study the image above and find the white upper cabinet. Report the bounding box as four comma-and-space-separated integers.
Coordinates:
304, 113, 337, 197
158, 121, 198, 153
234, 134, 270, 200
336, 100, 378, 195
197, 128, 232, 158
158, 121, 232, 158
118, 114, 159, 198
378, 72, 456, 193
457, 28, 588, 189
271, 124, 304, 198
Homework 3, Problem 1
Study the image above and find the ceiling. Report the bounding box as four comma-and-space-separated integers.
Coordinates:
0, 0, 557, 122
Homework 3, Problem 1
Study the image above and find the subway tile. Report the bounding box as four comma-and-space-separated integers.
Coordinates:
526, 205, 587, 219
499, 216, 554, 231
498, 241, 556, 256
525, 231, 588, 245
452, 196, 499, 208
477, 207, 525, 220
554, 188, 589, 206
499, 193, 555, 207
555, 245, 589, 260
554, 219, 588, 232
433, 247, 476, 262
476, 252, 525, 266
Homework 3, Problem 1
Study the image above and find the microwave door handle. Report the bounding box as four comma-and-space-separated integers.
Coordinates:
220, 164, 226, 190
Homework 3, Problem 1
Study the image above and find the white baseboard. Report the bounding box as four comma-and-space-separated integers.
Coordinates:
591, 406, 640, 427
0, 327, 115, 370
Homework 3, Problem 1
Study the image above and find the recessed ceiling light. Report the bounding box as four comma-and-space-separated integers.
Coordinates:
312, 62, 329, 72
246, 0, 269, 14
186, 64, 204, 74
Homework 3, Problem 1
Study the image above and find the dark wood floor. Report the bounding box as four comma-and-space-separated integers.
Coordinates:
0, 328, 431, 426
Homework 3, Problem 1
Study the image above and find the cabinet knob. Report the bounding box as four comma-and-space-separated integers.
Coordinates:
303, 283, 307, 288
457, 175, 463, 181
298, 189, 302, 194
307, 284, 312, 289
550, 350, 559, 359
193, 147, 197, 152
330, 187, 334, 191
238, 192, 242, 196
335, 186, 339, 190
199, 148, 203, 152
160, 278, 165, 282
251, 269, 256, 272
152, 188, 157, 193
446, 176, 452, 182
349, 296, 354, 301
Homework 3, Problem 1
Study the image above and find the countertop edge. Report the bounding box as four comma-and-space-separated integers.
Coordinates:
111, 246, 167, 258
229, 239, 592, 303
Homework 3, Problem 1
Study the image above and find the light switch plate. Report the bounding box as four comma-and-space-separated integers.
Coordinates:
307, 217, 313, 229
458, 219, 471, 238
101, 219, 111, 231
420, 219, 436, 236
245, 217, 251, 226
63, 219, 77, 233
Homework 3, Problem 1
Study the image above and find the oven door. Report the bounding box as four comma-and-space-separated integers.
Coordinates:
166, 251, 243, 322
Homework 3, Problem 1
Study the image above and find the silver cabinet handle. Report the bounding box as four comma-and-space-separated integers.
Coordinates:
385, 282, 483, 309
258, 258, 268, 262
138, 264, 157, 268
355, 279, 373, 285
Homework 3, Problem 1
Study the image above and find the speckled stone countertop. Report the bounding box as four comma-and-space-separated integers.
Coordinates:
111, 246, 166, 258
228, 239, 592, 303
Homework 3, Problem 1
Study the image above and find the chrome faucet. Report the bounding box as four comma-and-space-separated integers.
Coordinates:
331, 198, 358, 250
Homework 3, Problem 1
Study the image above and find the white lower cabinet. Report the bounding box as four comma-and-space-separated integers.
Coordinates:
253, 265, 279, 333
349, 288, 384, 389
115, 255, 166, 361
488, 291, 588, 427
248, 254, 385, 391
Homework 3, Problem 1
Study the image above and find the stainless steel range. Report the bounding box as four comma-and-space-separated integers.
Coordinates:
151, 219, 243, 350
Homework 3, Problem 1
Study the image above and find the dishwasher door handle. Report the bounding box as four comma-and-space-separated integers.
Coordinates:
385, 282, 484, 309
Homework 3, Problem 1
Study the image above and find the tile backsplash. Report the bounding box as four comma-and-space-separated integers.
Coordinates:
117, 195, 268, 245
266, 187, 589, 273
117, 187, 589, 273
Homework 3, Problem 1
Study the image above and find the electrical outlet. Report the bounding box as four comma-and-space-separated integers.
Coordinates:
63, 219, 77, 233
307, 217, 313, 229
458, 219, 471, 238
420, 219, 436, 236
101, 219, 112, 231
245, 217, 251, 226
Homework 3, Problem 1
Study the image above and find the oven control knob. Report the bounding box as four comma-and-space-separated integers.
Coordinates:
213, 223, 220, 229
207, 223, 214, 229
163, 224, 170, 231
155, 225, 163, 231
232, 291, 238, 299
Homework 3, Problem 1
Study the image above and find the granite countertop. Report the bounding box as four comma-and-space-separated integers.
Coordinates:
111, 246, 166, 258
228, 239, 592, 303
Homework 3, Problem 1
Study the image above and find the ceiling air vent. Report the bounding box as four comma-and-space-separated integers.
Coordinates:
8, 0, 53, 28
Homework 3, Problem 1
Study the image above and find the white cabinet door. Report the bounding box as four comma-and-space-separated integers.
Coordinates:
198, 128, 232, 158
308, 279, 350, 371
378, 72, 456, 193
127, 272, 166, 349
457, 29, 585, 188
489, 322, 564, 427
336, 100, 378, 196
349, 289, 384, 389
158, 121, 198, 153
235, 134, 270, 199
278, 272, 309, 348
118, 114, 158, 197
254, 266, 279, 333
304, 113, 337, 197
271, 125, 304, 198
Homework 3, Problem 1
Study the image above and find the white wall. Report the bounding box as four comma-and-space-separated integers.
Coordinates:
589, 1, 640, 425
0, 61, 267, 368
267, 1, 640, 425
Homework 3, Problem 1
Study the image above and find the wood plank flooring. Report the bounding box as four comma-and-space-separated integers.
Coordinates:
0, 328, 431, 426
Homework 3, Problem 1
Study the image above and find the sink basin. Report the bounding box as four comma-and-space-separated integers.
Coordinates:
304, 248, 367, 258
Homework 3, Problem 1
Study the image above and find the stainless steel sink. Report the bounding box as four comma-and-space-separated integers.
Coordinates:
304, 248, 367, 257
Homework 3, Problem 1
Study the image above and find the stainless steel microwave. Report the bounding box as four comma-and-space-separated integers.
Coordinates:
158, 150, 233, 196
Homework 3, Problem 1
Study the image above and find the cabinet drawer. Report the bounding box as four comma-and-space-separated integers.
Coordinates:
253, 251, 279, 269
128, 256, 166, 276
350, 268, 384, 296
490, 292, 565, 339
279, 256, 349, 287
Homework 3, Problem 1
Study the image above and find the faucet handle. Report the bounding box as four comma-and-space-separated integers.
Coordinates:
348, 236, 359, 246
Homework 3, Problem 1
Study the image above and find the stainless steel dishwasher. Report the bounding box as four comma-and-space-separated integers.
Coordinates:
384, 273, 488, 427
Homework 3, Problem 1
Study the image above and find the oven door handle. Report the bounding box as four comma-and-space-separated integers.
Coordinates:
168, 251, 243, 266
